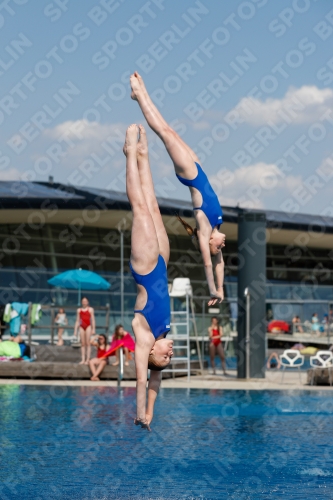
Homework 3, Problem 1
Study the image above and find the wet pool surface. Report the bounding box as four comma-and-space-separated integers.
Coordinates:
0, 385, 332, 499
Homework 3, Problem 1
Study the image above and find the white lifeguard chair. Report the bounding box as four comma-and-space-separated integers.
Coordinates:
163, 278, 203, 380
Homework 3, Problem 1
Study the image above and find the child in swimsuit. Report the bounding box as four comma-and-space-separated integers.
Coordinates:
208, 316, 227, 375
74, 297, 96, 365
124, 124, 173, 431
54, 308, 67, 346
89, 334, 109, 381
130, 71, 226, 306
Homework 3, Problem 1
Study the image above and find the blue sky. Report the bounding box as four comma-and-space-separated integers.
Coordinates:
1, 0, 333, 215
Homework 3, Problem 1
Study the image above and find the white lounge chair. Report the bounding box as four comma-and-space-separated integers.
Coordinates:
169, 278, 192, 297
279, 349, 304, 383
310, 350, 333, 386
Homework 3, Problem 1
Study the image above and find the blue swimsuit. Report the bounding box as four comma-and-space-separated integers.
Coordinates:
130, 255, 170, 339
176, 162, 223, 229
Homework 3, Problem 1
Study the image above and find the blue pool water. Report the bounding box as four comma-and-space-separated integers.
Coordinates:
1, 386, 333, 499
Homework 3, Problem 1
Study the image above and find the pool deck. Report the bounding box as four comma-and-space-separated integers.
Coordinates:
1, 370, 332, 390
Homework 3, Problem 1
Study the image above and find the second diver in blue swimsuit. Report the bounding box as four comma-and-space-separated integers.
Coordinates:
130, 72, 226, 306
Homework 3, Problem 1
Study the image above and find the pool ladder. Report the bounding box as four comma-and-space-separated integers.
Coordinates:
163, 293, 194, 381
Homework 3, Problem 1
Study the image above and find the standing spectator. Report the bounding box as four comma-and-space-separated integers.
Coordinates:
208, 316, 227, 375
74, 297, 95, 365
311, 313, 320, 336
54, 308, 68, 346
322, 314, 329, 334
89, 334, 109, 381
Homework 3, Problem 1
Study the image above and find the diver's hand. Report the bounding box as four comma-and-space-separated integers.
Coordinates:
134, 417, 151, 432
145, 413, 153, 426
208, 291, 223, 306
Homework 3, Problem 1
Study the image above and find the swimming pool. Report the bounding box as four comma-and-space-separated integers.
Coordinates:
1, 386, 332, 499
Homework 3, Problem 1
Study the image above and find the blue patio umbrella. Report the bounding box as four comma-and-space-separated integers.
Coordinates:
48, 269, 111, 305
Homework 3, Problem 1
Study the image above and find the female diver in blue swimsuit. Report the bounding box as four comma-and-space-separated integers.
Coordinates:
124, 123, 174, 431
130, 72, 226, 306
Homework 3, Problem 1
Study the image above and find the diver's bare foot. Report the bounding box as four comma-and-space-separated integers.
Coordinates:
79, 360, 85, 365
84, 361, 89, 365
130, 72, 143, 101
134, 71, 149, 97
137, 124, 148, 157
91, 376, 100, 381
123, 124, 138, 156
112, 361, 119, 366
125, 361, 129, 366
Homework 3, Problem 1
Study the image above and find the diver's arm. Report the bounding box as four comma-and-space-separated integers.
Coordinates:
133, 326, 154, 426
198, 232, 222, 305
135, 344, 150, 421
146, 370, 162, 428
213, 251, 225, 302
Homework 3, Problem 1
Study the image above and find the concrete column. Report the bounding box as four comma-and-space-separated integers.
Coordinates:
237, 211, 266, 379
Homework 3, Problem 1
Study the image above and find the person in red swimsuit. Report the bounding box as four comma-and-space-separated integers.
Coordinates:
74, 297, 96, 364
89, 334, 109, 381
208, 316, 227, 375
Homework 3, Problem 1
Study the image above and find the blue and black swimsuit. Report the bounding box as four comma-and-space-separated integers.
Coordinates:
176, 162, 223, 229
130, 255, 170, 339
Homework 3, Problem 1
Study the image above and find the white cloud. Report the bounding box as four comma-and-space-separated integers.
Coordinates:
36, 119, 177, 189
0, 168, 21, 181
44, 119, 125, 141
191, 121, 211, 130
317, 155, 333, 181
209, 162, 301, 209
41, 119, 127, 162
230, 85, 333, 126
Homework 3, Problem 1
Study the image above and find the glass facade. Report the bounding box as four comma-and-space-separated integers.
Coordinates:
1, 223, 333, 335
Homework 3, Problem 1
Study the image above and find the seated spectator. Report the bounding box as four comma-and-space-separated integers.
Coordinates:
54, 308, 68, 346
89, 334, 109, 381
292, 315, 303, 333
266, 352, 281, 370
291, 343, 305, 351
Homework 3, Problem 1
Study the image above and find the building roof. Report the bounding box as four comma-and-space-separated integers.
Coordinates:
0, 180, 332, 234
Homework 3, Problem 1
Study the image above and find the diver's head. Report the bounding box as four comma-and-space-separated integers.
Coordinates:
148, 338, 174, 371
209, 231, 226, 255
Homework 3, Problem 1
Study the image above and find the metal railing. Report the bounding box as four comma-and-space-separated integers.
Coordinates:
24, 303, 110, 346
117, 348, 124, 387
244, 288, 250, 380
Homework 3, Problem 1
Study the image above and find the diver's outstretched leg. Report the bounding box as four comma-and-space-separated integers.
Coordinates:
136, 124, 170, 265
124, 124, 159, 276
130, 72, 198, 180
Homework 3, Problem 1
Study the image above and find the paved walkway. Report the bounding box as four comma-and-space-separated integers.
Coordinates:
0, 370, 331, 390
